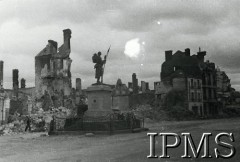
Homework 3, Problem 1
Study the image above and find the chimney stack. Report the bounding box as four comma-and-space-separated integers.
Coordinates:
141, 81, 146, 93
12, 69, 19, 90
0, 61, 3, 87
76, 78, 81, 92
48, 40, 58, 50
132, 73, 138, 94
21, 78, 26, 88
165, 50, 172, 61
197, 51, 206, 62
63, 29, 72, 51
185, 48, 190, 56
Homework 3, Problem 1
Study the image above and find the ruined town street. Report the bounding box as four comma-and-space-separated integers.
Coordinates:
0, 118, 240, 162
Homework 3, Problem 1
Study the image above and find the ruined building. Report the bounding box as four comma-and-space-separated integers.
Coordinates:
0, 62, 34, 121
128, 82, 133, 90
141, 81, 149, 93
216, 67, 232, 109
35, 29, 73, 109
201, 60, 218, 115
127, 73, 139, 94
127, 73, 155, 107
132, 73, 139, 94
160, 48, 218, 116
21, 78, 26, 88
112, 79, 130, 111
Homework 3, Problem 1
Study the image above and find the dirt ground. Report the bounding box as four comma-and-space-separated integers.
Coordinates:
0, 118, 240, 162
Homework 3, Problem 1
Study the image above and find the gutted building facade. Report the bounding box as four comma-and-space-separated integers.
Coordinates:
160, 48, 218, 116
35, 29, 73, 109
201, 60, 218, 116
216, 67, 232, 110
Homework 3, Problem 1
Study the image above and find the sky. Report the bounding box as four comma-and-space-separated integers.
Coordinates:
0, 0, 240, 90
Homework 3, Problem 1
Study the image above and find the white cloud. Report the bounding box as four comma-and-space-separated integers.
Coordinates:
124, 38, 141, 58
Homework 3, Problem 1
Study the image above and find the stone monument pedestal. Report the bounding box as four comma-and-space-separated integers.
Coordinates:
85, 84, 113, 117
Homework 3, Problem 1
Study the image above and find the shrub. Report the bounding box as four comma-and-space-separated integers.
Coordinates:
167, 105, 196, 120
131, 104, 153, 119
222, 107, 240, 117
162, 89, 186, 110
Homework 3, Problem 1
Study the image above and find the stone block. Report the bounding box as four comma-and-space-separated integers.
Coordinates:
85, 84, 112, 117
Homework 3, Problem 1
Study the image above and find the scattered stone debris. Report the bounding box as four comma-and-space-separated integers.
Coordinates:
0, 106, 72, 136
0, 116, 26, 136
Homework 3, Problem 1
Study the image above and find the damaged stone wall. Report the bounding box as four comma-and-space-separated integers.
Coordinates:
35, 29, 74, 110
112, 79, 130, 111
9, 92, 29, 115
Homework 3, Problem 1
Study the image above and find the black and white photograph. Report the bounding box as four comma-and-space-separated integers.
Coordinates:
0, 0, 239, 161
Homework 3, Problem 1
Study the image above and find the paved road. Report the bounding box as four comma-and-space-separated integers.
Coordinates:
0, 118, 239, 162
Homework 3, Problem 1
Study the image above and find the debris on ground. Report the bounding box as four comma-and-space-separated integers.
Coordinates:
0, 106, 72, 136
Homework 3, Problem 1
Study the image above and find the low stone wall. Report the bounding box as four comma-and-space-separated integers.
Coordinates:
50, 113, 142, 133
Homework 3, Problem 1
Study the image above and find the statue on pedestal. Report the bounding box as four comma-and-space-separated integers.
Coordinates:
92, 46, 111, 84
92, 52, 106, 83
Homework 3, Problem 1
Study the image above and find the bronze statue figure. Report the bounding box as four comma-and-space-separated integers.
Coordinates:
92, 51, 106, 83
92, 46, 111, 84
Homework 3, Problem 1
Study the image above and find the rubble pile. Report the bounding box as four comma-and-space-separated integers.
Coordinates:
0, 106, 73, 136
0, 116, 26, 136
